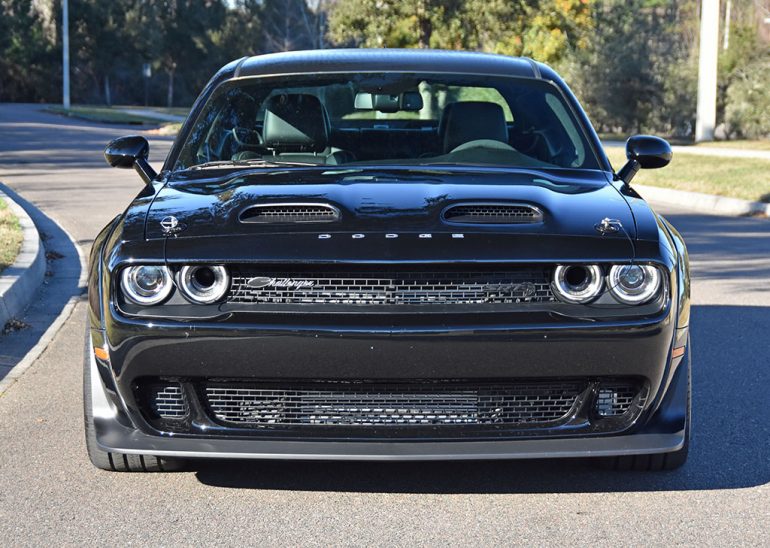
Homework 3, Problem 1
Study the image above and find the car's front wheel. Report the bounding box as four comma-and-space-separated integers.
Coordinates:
83, 327, 185, 472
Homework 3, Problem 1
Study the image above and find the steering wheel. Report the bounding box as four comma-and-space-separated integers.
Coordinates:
231, 127, 263, 147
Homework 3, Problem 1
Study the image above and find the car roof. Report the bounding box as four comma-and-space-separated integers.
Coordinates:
233, 49, 554, 80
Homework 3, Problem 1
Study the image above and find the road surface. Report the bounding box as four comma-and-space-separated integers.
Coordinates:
0, 104, 768, 545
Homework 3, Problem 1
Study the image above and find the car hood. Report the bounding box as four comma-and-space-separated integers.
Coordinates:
146, 167, 656, 263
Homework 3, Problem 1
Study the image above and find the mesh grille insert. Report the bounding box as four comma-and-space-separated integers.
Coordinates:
203, 380, 585, 428
148, 384, 187, 419
228, 265, 555, 306
240, 203, 339, 223
443, 204, 543, 224
595, 382, 644, 416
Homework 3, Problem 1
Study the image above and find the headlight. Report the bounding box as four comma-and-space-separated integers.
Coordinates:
121, 265, 173, 305
551, 264, 603, 304
608, 264, 662, 305
178, 265, 229, 304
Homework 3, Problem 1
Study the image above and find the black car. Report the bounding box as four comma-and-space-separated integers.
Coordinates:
85, 49, 691, 472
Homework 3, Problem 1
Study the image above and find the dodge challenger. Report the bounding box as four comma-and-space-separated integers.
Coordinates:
85, 49, 691, 472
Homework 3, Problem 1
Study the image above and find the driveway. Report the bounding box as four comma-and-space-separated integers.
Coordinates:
0, 104, 768, 545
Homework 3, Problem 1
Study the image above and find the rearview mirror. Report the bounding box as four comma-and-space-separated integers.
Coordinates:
617, 135, 672, 184
354, 91, 423, 113
104, 135, 157, 185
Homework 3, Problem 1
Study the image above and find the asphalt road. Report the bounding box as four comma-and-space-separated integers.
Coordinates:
0, 104, 768, 546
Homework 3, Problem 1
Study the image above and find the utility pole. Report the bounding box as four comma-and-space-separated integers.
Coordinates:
695, 0, 720, 142
62, 0, 70, 109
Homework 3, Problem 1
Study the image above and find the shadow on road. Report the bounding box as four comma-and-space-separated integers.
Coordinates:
193, 304, 769, 493
0, 184, 85, 375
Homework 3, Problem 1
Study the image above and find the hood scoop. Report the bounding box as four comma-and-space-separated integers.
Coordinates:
442, 203, 543, 224
239, 203, 340, 224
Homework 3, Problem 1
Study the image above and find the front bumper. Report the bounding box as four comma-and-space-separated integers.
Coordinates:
90, 313, 689, 460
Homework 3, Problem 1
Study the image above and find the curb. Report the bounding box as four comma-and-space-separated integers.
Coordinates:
0, 183, 87, 397
0, 187, 46, 327
634, 184, 770, 218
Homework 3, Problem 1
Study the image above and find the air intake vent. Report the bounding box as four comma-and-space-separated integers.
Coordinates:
239, 203, 340, 224
203, 380, 585, 428
147, 384, 188, 419
443, 203, 543, 224
594, 382, 646, 417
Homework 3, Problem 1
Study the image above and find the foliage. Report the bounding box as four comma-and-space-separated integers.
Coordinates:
0, 0, 767, 141
0, 197, 23, 274
563, 0, 698, 135
725, 56, 770, 139
328, 0, 592, 64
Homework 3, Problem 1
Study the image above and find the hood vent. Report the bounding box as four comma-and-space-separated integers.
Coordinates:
442, 203, 543, 224
239, 203, 340, 224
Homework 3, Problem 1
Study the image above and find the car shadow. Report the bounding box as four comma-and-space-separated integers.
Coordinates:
193, 303, 770, 493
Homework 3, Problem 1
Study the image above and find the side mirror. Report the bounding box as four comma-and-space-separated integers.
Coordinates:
617, 135, 672, 184
104, 135, 158, 185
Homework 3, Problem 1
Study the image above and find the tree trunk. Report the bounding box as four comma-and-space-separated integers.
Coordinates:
166, 64, 175, 108
416, 1, 432, 48
104, 75, 111, 107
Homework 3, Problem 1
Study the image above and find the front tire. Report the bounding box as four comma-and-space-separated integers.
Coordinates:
83, 327, 185, 472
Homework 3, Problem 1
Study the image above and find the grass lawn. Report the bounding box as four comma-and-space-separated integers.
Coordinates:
45, 105, 160, 125
604, 147, 770, 203
0, 198, 23, 274
691, 140, 770, 151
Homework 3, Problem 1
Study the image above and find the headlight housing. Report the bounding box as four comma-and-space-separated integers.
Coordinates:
607, 264, 662, 305
551, 264, 604, 304
120, 265, 173, 305
177, 265, 229, 304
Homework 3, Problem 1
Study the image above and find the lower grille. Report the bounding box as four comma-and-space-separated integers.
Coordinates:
228, 265, 555, 306
595, 382, 645, 416
203, 381, 585, 427
147, 384, 187, 419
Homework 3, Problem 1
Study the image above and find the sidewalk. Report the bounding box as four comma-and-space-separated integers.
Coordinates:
114, 108, 185, 123
602, 140, 770, 161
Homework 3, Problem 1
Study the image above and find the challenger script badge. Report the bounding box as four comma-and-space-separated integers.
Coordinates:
246, 277, 316, 289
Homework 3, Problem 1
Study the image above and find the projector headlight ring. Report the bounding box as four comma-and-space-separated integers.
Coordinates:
178, 265, 229, 304
551, 264, 604, 304
121, 265, 173, 306
608, 264, 662, 305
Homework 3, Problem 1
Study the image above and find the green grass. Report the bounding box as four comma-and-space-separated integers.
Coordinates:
0, 198, 23, 274
691, 140, 770, 151
599, 133, 770, 151
45, 105, 160, 125
604, 147, 770, 203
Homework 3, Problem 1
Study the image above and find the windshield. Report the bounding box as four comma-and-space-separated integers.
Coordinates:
174, 72, 600, 172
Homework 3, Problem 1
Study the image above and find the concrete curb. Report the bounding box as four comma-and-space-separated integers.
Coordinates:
0, 187, 46, 327
0, 183, 87, 397
634, 184, 770, 218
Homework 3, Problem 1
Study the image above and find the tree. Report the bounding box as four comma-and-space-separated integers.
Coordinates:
0, 0, 59, 102
260, 0, 323, 52
327, 0, 592, 63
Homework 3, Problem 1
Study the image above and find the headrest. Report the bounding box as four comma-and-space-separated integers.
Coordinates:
440, 101, 509, 153
263, 94, 329, 152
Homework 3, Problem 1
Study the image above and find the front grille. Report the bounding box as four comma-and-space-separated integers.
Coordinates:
203, 380, 584, 428
147, 384, 187, 419
239, 203, 339, 223
595, 382, 645, 416
228, 265, 555, 306
443, 204, 543, 224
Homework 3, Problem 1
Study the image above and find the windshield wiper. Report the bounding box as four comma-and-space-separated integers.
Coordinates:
181, 159, 319, 171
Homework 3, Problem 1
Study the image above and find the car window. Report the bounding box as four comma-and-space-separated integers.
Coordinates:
176, 72, 599, 171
